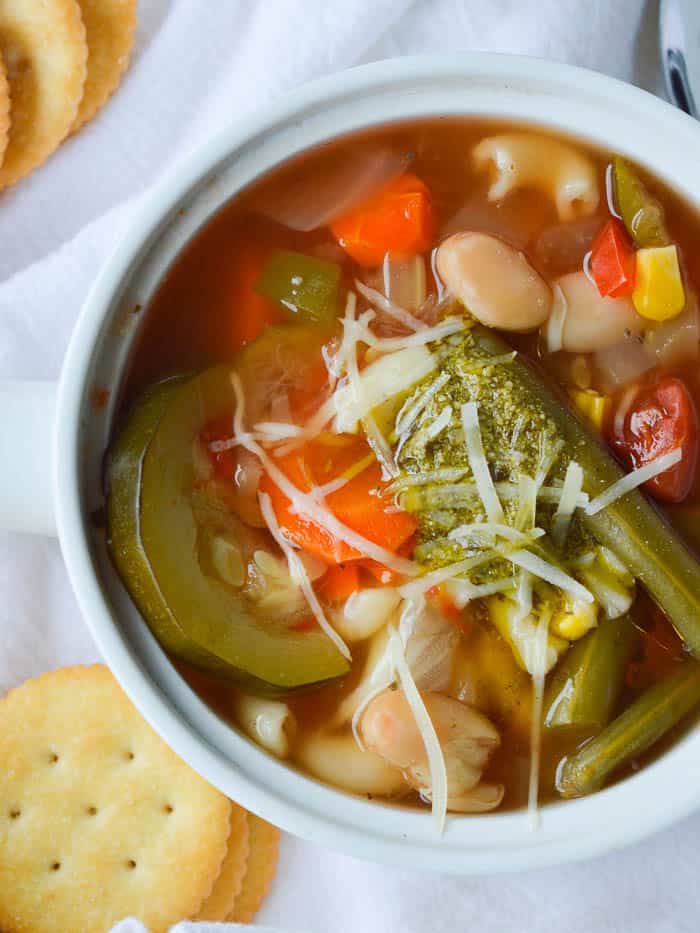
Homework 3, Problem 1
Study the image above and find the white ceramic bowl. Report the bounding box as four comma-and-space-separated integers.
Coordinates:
3, 54, 700, 874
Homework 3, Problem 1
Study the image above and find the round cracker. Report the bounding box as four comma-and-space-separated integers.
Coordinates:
72, 0, 136, 132
229, 813, 281, 923
194, 802, 250, 921
0, 665, 231, 933
0, 52, 9, 166
0, 0, 87, 189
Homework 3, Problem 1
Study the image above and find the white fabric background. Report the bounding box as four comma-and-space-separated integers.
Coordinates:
1, 1, 697, 931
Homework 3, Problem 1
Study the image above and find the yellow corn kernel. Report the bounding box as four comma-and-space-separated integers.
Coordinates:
632, 245, 686, 321
550, 597, 598, 641
568, 388, 611, 432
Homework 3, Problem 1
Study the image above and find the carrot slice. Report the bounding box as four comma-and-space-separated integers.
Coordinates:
258, 441, 416, 564
330, 172, 436, 267
230, 245, 284, 351
318, 563, 360, 602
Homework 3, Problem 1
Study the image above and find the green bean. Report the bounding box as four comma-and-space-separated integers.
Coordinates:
557, 661, 700, 797
544, 614, 638, 732
472, 328, 700, 658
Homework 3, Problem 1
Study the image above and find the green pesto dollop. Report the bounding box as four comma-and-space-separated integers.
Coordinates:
395, 329, 592, 571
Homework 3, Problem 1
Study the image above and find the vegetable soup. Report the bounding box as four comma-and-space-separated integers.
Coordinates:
108, 120, 700, 827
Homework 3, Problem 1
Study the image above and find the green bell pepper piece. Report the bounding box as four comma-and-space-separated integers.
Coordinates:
255, 249, 340, 326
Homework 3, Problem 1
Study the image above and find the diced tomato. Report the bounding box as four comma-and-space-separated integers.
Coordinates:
612, 376, 698, 503
590, 218, 636, 298
230, 245, 284, 351
259, 440, 417, 564
318, 563, 360, 602
200, 416, 237, 480
330, 172, 436, 267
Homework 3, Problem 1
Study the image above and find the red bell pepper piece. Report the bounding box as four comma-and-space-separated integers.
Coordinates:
590, 218, 636, 298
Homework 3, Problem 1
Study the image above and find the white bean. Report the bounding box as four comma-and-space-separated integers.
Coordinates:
296, 731, 405, 796
550, 271, 644, 353
360, 689, 501, 801
436, 232, 552, 332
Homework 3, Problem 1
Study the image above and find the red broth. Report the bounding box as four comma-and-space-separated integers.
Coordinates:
115, 120, 700, 813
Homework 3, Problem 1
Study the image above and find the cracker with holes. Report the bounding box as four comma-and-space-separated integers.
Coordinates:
230, 813, 281, 923
0, 0, 87, 189
0, 665, 231, 933
194, 802, 250, 921
72, 0, 137, 132
0, 51, 9, 166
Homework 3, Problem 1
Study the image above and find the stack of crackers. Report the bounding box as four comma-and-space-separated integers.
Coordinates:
0, 666, 280, 933
0, 0, 137, 190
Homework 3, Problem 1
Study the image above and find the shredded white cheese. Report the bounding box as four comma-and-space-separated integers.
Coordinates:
386, 467, 467, 491
395, 372, 451, 437
545, 283, 568, 354
355, 280, 426, 332
258, 492, 351, 660
527, 606, 551, 830
503, 549, 594, 604
398, 551, 497, 600
359, 317, 465, 353
252, 421, 306, 442
613, 384, 639, 442
448, 522, 544, 547
446, 576, 516, 608
551, 461, 584, 547
586, 448, 682, 516
513, 570, 533, 625
460, 402, 505, 524
398, 480, 589, 511
514, 474, 538, 532
606, 162, 623, 220
423, 406, 452, 442
387, 626, 448, 833
334, 344, 437, 434
230, 372, 419, 576
535, 437, 565, 490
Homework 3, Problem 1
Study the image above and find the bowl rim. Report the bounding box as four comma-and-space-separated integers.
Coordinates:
54, 52, 700, 874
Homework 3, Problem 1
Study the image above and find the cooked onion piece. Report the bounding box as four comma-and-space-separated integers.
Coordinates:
436, 232, 552, 332
473, 132, 600, 221
547, 271, 644, 353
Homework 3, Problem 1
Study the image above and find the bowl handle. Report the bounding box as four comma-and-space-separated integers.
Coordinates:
0, 381, 57, 536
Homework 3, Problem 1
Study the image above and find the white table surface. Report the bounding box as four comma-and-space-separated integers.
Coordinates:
1, 2, 697, 931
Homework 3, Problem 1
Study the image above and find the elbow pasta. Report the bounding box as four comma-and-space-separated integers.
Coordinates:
473, 132, 600, 221
234, 693, 298, 759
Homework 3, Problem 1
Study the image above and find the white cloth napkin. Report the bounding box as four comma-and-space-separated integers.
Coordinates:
2, 2, 698, 932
